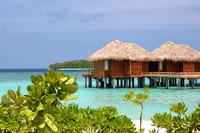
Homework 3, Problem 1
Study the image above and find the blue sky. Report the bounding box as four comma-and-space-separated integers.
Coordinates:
0, 0, 200, 68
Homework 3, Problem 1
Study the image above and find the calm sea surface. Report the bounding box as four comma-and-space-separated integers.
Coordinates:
0, 69, 200, 120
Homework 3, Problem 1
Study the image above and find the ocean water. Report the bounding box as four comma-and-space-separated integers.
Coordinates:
0, 69, 200, 120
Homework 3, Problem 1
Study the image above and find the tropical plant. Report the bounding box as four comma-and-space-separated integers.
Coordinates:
125, 88, 150, 132
56, 104, 137, 133
0, 69, 78, 132
0, 70, 137, 133
151, 102, 200, 133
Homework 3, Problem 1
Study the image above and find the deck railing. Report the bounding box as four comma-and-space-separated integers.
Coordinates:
82, 68, 94, 76
82, 71, 200, 78
143, 72, 200, 75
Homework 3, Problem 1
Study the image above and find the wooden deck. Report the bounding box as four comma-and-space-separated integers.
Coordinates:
82, 72, 200, 79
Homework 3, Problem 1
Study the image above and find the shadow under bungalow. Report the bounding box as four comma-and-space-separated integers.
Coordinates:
82, 40, 200, 89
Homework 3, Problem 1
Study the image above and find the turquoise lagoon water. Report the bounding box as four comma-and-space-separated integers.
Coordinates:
0, 69, 200, 120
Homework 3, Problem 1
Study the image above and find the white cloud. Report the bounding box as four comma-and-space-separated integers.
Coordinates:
0, 0, 200, 32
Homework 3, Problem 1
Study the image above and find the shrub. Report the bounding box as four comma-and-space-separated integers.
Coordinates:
0, 70, 137, 133
151, 102, 200, 133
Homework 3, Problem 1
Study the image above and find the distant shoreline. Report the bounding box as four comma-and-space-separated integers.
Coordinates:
0, 68, 48, 72
57, 68, 92, 71
0, 68, 93, 72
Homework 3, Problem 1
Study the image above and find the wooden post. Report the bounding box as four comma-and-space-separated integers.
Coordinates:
96, 78, 99, 88
180, 78, 185, 87
178, 78, 181, 88
132, 78, 134, 88
189, 79, 195, 89
191, 80, 194, 89
141, 77, 145, 88
116, 79, 119, 88
85, 77, 88, 88
120, 79, 123, 88
127, 78, 130, 88
162, 78, 166, 87
138, 78, 141, 88
110, 78, 115, 88
124, 78, 127, 88
169, 78, 174, 86
113, 78, 116, 88
100, 78, 104, 88
104, 78, 107, 88
158, 78, 161, 87
149, 78, 152, 88
160, 78, 162, 86
88, 77, 92, 88
153, 78, 157, 88
174, 78, 177, 86
129, 78, 132, 88
166, 78, 169, 89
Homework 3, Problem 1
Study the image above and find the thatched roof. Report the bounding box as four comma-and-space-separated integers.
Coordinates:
87, 40, 200, 62
87, 40, 156, 61
151, 41, 200, 62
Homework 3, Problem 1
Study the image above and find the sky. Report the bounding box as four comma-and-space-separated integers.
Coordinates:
0, 0, 200, 68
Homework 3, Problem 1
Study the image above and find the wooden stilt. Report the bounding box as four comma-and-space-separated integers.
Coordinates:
88, 77, 92, 88
104, 78, 107, 88
96, 78, 99, 88
170, 78, 174, 86
174, 78, 177, 86
110, 78, 115, 88
158, 78, 161, 87
138, 78, 141, 88
129, 78, 132, 88
132, 78, 135, 88
166, 78, 169, 89
178, 78, 181, 88
113, 78, 116, 88
126, 78, 129, 88
124, 78, 127, 88
120, 79, 123, 88
153, 78, 157, 88
100, 78, 104, 88
141, 77, 145, 88
189, 79, 195, 89
85, 77, 88, 88
149, 78, 152, 88
180, 78, 185, 87
116, 79, 119, 88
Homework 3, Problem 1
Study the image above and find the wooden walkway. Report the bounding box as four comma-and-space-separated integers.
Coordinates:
82, 71, 200, 89
83, 72, 200, 79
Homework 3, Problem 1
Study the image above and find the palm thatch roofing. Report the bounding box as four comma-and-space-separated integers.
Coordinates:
151, 41, 200, 62
87, 40, 157, 61
87, 40, 200, 62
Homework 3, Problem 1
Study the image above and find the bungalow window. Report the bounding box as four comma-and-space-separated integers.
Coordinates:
159, 61, 163, 71
104, 60, 109, 71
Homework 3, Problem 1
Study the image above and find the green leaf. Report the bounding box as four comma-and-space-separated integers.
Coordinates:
39, 122, 45, 129
20, 106, 38, 121
45, 94, 57, 104
7, 90, 16, 101
65, 77, 75, 85
36, 102, 44, 112
44, 113, 58, 132
63, 95, 78, 103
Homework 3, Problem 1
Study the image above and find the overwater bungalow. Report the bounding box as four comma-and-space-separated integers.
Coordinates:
82, 40, 200, 89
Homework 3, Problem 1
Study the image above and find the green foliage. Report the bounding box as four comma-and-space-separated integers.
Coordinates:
151, 102, 200, 133
0, 70, 78, 132
0, 70, 137, 133
49, 60, 94, 70
125, 88, 150, 132
56, 104, 137, 133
